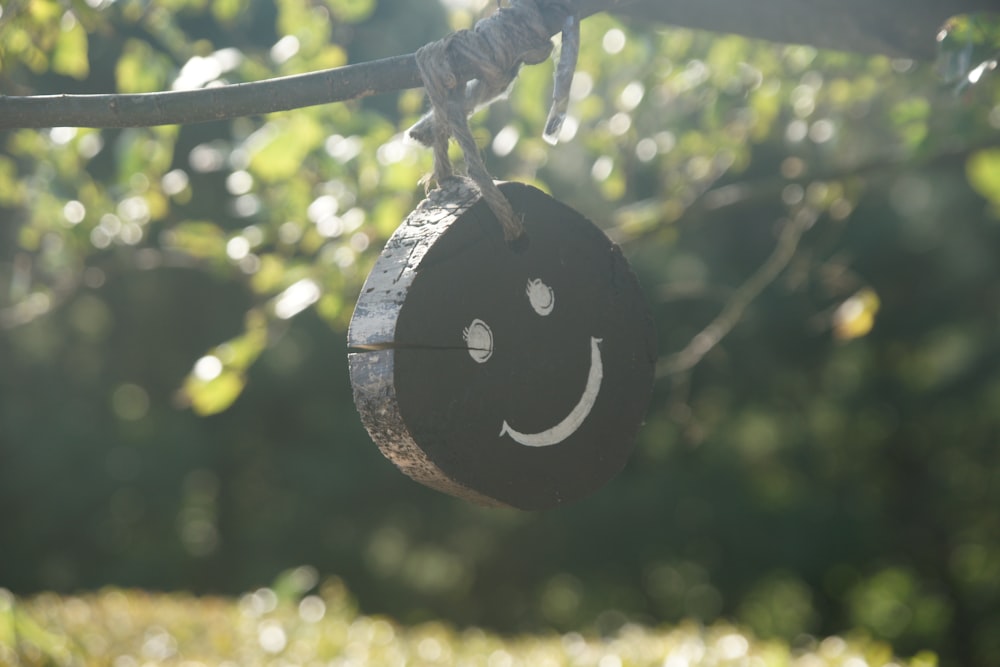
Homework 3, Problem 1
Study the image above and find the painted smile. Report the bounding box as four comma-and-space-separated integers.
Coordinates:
500, 337, 604, 447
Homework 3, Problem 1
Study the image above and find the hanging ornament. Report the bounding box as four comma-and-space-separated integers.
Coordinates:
348, 1, 654, 509
348, 179, 656, 510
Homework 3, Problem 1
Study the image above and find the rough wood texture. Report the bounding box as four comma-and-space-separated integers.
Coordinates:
349, 180, 482, 348
348, 179, 497, 506
349, 348, 501, 507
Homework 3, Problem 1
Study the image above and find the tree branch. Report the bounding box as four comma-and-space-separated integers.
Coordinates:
657, 208, 815, 377
0, 0, 623, 130
605, 0, 997, 60
0, 55, 420, 130
2, 0, 991, 130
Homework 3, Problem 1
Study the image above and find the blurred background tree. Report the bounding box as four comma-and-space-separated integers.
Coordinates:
2, 1, 999, 666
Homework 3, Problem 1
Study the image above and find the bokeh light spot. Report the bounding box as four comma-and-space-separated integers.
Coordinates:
193, 355, 223, 382
111, 383, 149, 421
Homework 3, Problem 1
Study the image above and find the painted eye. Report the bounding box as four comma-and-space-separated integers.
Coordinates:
526, 278, 554, 316
463, 318, 493, 363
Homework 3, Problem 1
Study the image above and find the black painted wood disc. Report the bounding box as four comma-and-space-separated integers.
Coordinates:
348, 179, 656, 510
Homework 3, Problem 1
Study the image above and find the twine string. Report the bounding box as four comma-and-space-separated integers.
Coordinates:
409, 0, 577, 242
544, 12, 580, 143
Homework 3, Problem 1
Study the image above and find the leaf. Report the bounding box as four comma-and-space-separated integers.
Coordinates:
116, 39, 172, 93
184, 368, 247, 416
314, 44, 348, 70
833, 288, 880, 341
221, 309, 269, 368
271, 565, 319, 602
249, 116, 325, 182
0, 594, 72, 664
27, 0, 61, 22
4, 25, 50, 73
0, 156, 25, 206
211, 0, 242, 24
890, 97, 930, 151
115, 128, 176, 185
250, 254, 288, 295
322, 0, 375, 22
315, 291, 343, 326
162, 221, 227, 260
182, 312, 268, 415
967, 148, 1000, 216
51, 14, 89, 79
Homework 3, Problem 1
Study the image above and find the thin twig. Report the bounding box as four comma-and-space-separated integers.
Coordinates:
657, 208, 816, 377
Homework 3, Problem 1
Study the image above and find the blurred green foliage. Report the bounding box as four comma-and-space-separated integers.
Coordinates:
0, 583, 937, 666
2, 2, 1000, 667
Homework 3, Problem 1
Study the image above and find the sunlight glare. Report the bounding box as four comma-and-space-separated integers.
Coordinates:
118, 196, 150, 224
308, 195, 340, 223
232, 194, 260, 218
226, 170, 253, 195
618, 81, 645, 111
492, 124, 520, 157
439, 0, 488, 10
189, 144, 226, 172
342, 207, 366, 232
317, 216, 344, 238
570, 71, 593, 101
193, 355, 223, 382
609, 112, 631, 136
299, 595, 326, 623
591, 156, 613, 181
173, 56, 222, 91
635, 138, 657, 162
226, 236, 250, 260
274, 279, 320, 319
162, 169, 190, 195
556, 115, 579, 143
257, 620, 287, 654
78, 132, 104, 159
239, 588, 278, 617
50, 126, 77, 145
63, 200, 86, 225
968, 59, 997, 84
270, 35, 300, 64
279, 221, 303, 244
716, 633, 748, 660
326, 135, 363, 163
602, 29, 626, 55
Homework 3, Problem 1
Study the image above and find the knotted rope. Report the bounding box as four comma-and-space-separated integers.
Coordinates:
409, 0, 578, 241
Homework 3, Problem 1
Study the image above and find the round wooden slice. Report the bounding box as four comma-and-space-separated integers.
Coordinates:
348, 179, 656, 510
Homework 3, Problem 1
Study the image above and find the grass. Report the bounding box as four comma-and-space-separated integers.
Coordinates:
0, 581, 937, 667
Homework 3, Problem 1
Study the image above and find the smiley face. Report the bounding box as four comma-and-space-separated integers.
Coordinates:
463, 279, 604, 448
349, 181, 656, 510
